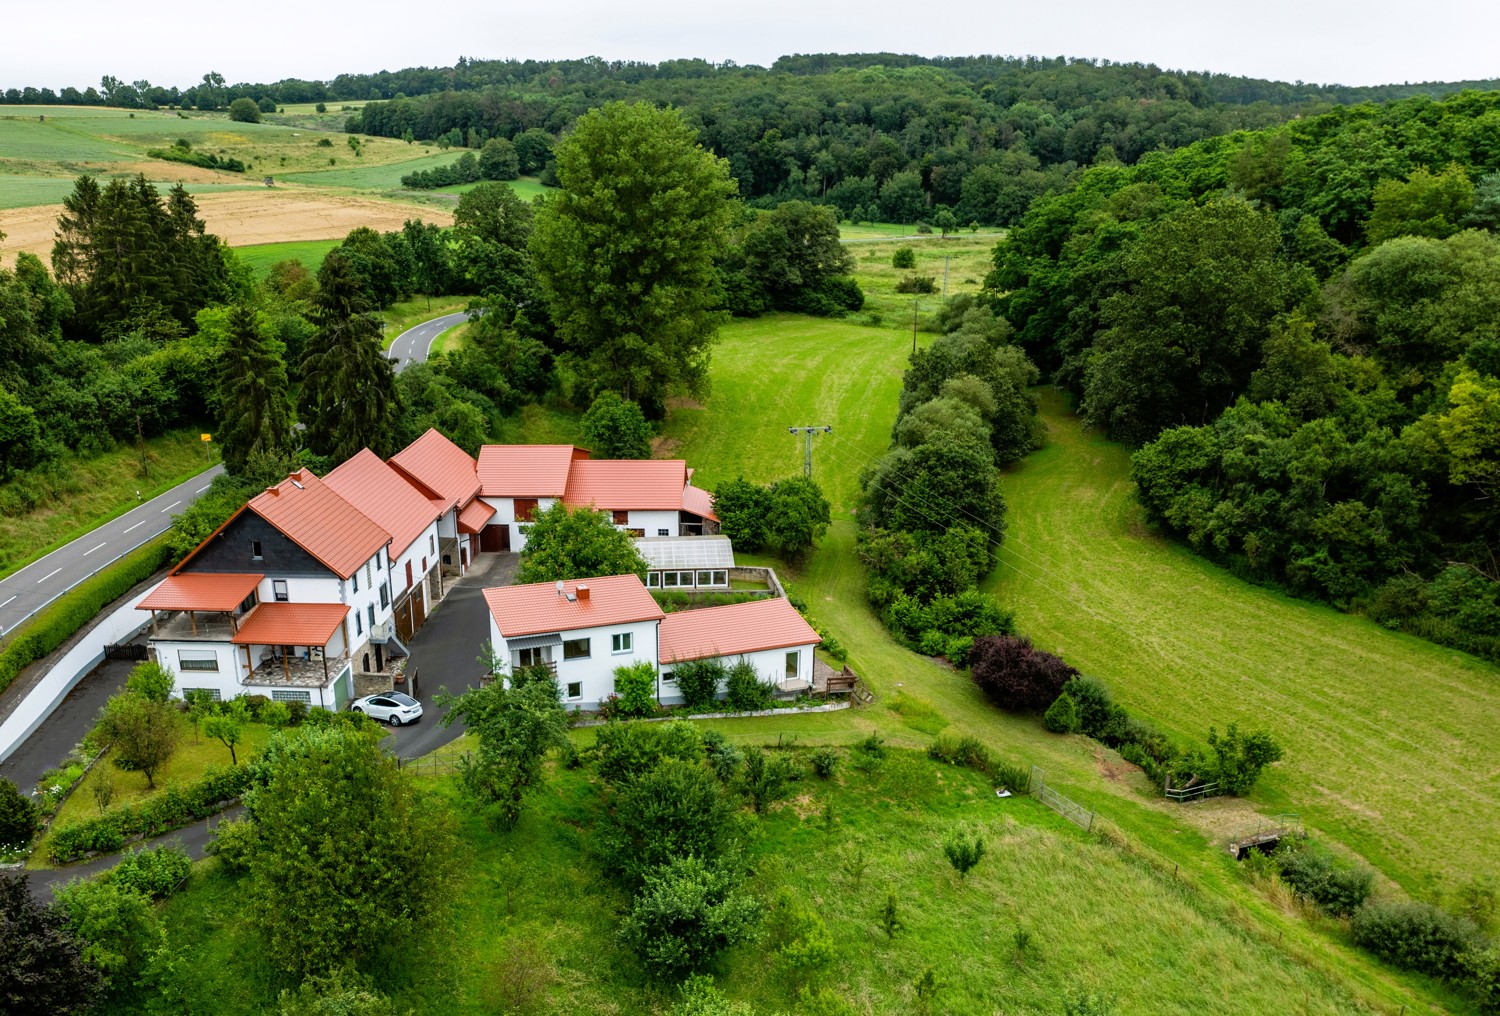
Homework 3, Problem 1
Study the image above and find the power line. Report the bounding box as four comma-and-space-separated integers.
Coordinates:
788, 425, 832, 480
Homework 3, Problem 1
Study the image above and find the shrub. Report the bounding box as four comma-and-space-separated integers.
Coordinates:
895, 275, 938, 294
724, 660, 773, 712
106, 844, 192, 900
1043, 692, 1080, 733
275, 967, 403, 1015
892, 247, 916, 269
593, 720, 704, 784
228, 97, 262, 123
775, 894, 835, 983
581, 391, 654, 459
1274, 838, 1374, 916
1351, 900, 1481, 980
809, 747, 839, 778
612, 661, 658, 719
942, 826, 986, 878
739, 747, 796, 813
597, 759, 737, 886
48, 764, 251, 863
53, 877, 160, 989
0, 775, 41, 849
1174, 723, 1283, 797
125, 661, 175, 703
672, 658, 726, 710
619, 856, 762, 979
854, 732, 886, 759
970, 635, 1078, 712
670, 974, 755, 1016
206, 816, 256, 873
945, 634, 974, 667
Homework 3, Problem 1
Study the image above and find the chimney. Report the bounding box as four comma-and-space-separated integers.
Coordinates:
576, 584, 590, 602
555, 580, 565, 598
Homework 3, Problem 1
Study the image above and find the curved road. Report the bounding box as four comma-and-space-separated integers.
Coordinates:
0, 311, 466, 640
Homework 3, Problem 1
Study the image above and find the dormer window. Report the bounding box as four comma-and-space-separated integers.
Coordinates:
251, 541, 263, 560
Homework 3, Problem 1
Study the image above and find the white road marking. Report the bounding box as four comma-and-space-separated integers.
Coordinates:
197, 484, 210, 492
83, 542, 106, 556
36, 568, 61, 584
0, 595, 16, 609
159, 499, 181, 512
123, 519, 146, 533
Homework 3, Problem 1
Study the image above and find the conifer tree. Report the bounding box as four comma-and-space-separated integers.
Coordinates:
217, 304, 294, 476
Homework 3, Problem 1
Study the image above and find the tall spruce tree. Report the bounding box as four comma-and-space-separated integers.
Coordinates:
217, 304, 294, 476
297, 251, 403, 460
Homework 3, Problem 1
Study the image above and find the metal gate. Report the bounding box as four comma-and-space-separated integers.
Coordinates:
104, 643, 148, 661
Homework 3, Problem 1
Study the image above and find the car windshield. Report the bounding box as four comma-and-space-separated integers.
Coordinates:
389, 693, 418, 707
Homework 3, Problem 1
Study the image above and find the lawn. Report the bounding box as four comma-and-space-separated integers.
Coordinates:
114, 750, 1370, 1015
231, 238, 341, 277
277, 150, 465, 189
434, 175, 553, 201
0, 430, 217, 581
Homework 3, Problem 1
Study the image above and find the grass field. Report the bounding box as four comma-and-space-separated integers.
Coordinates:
108, 750, 1370, 1015
433, 175, 552, 201
231, 238, 341, 277
0, 431, 216, 581
847, 235, 999, 323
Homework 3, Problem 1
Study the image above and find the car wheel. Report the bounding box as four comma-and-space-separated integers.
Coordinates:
353, 707, 364, 715
388, 713, 402, 727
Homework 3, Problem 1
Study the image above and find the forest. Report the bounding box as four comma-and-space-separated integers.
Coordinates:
986, 90, 1500, 661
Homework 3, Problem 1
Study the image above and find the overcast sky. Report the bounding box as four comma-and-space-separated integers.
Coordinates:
6, 0, 1499, 92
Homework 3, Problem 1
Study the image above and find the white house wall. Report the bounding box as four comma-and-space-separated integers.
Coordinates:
488, 614, 659, 710
660, 642, 819, 704
626, 510, 679, 538
481, 495, 558, 552
391, 520, 441, 614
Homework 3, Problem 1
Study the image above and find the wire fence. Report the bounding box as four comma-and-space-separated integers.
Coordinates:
394, 754, 464, 776
1030, 766, 1097, 833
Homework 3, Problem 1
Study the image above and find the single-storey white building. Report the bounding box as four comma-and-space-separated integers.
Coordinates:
636, 535, 735, 591
658, 596, 821, 699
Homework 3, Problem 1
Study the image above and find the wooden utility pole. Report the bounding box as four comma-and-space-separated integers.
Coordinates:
788, 425, 832, 479
912, 300, 920, 355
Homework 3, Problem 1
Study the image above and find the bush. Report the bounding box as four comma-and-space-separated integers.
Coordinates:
612, 661, 658, 719
0, 775, 41, 850
125, 661, 175, 703
228, 97, 262, 123
593, 720, 704, 784
1043, 692, 1080, 733
774, 894, 835, 983
598, 759, 738, 886
53, 877, 160, 989
809, 747, 839, 778
106, 844, 192, 900
942, 826, 986, 878
275, 967, 404, 1015
1351, 900, 1481, 980
724, 660, 774, 712
1174, 723, 1283, 797
673, 658, 726, 710
581, 391, 653, 459
739, 747, 797, 813
0, 538, 172, 696
619, 856, 762, 980
1274, 839, 1374, 916
703, 733, 743, 782
892, 247, 916, 269
670, 974, 755, 1016
855, 733, 886, 759
206, 816, 256, 873
970, 635, 1078, 712
48, 764, 251, 863
895, 275, 938, 294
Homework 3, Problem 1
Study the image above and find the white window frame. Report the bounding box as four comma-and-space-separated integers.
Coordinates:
697, 570, 714, 587
663, 571, 680, 588
612, 632, 633, 654
712, 570, 728, 586
353, 569, 359, 593
565, 681, 583, 701
178, 650, 219, 672
786, 650, 800, 678
251, 541, 263, 560
646, 572, 661, 588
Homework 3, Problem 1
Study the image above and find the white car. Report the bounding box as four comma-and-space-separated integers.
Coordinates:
352, 692, 423, 726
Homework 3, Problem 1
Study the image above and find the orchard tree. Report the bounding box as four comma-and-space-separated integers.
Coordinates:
217, 304, 293, 477
764, 476, 832, 560
100, 693, 178, 788
530, 101, 736, 419
297, 251, 403, 460
515, 502, 650, 584
581, 391, 653, 459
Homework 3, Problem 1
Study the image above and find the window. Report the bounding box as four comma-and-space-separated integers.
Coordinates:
612, 632, 633, 654
237, 591, 258, 614
182, 687, 221, 701
646, 572, 661, 588
515, 646, 548, 668
661, 669, 675, 684
563, 637, 591, 660
366, 561, 373, 584
367, 604, 375, 629
272, 579, 288, 602
429, 535, 436, 554
612, 509, 630, 525
663, 571, 679, 588
251, 541, 263, 560
355, 613, 363, 636
565, 681, 582, 700
712, 570, 727, 586
353, 569, 359, 593
785, 651, 800, 678
697, 571, 714, 587
626, 529, 645, 538
514, 498, 538, 522
178, 650, 218, 672
657, 528, 670, 537
271, 689, 312, 704
379, 584, 389, 608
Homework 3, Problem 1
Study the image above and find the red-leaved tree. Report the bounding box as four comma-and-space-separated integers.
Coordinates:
969, 635, 1077, 712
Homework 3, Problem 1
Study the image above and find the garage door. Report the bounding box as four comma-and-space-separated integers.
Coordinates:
480, 524, 509, 552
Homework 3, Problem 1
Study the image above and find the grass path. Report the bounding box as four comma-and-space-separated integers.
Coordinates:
985, 389, 1500, 896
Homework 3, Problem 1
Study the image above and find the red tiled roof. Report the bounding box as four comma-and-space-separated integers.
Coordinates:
139, 573, 263, 612
389, 428, 481, 510
325, 449, 441, 559
477, 445, 584, 498
658, 597, 820, 664
563, 460, 689, 511
458, 498, 497, 534
682, 484, 719, 523
248, 470, 390, 580
484, 574, 663, 638
231, 602, 350, 646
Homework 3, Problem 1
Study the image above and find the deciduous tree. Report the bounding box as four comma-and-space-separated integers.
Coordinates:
580, 391, 653, 459
515, 502, 649, 583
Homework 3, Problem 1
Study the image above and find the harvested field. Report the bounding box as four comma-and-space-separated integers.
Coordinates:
1, 190, 452, 263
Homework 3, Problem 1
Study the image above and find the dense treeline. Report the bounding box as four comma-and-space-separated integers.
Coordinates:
987, 90, 1500, 660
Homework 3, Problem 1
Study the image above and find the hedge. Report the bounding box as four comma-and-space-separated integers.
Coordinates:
0, 536, 173, 696
48, 763, 250, 864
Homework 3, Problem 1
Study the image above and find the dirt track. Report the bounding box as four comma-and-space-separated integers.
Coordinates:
0, 190, 453, 262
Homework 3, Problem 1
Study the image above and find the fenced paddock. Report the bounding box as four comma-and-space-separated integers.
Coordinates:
1030, 766, 1096, 832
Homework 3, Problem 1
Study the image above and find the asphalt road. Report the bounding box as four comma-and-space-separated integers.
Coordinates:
386, 309, 472, 369
0, 311, 459, 641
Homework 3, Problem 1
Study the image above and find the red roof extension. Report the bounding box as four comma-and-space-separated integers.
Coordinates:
389, 428, 481, 510
248, 470, 390, 580
483, 574, 664, 638
477, 445, 586, 498
682, 483, 719, 523
324, 449, 441, 559
139, 573, 263, 612
457, 498, 497, 535
563, 459, 690, 511
658, 597, 820, 664
231, 602, 350, 646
